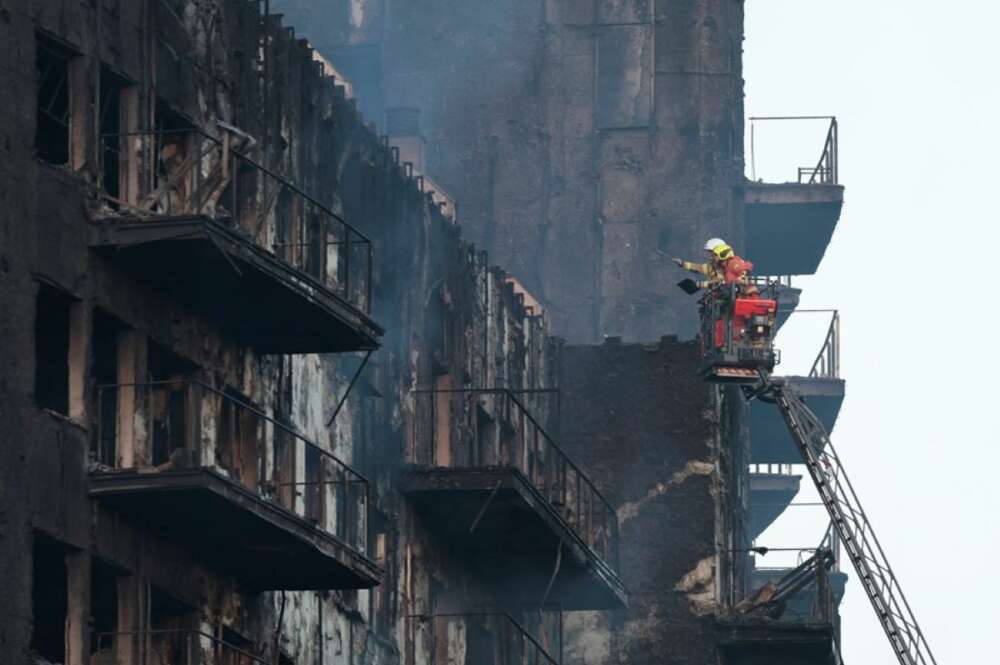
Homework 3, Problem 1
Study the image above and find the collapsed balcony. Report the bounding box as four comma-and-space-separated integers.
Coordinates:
719, 544, 843, 665
88, 380, 380, 590
745, 117, 844, 277
403, 389, 626, 610
91, 629, 273, 665
413, 613, 560, 665
89, 126, 382, 353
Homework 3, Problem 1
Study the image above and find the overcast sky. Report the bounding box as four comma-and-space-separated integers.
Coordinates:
744, 1, 999, 661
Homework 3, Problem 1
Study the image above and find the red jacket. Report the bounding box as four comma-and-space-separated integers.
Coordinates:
723, 256, 754, 284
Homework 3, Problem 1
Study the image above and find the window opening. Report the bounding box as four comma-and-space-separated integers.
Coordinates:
34, 283, 73, 414
91, 309, 126, 465
30, 533, 68, 663
35, 34, 74, 164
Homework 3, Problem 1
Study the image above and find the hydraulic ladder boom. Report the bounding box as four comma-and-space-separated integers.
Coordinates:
766, 381, 937, 665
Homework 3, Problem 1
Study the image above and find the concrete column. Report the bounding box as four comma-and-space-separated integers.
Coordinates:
116, 330, 148, 468
115, 574, 147, 663
67, 300, 91, 424
65, 550, 92, 665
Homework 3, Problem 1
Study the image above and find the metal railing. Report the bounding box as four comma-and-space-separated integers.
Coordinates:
747, 552, 835, 625
751, 275, 793, 289
807, 310, 840, 379
93, 380, 369, 555
91, 629, 271, 665
415, 613, 559, 665
410, 388, 619, 571
750, 463, 794, 475
97, 127, 373, 314
749, 116, 839, 185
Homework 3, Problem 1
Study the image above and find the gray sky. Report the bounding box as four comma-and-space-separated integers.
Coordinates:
744, 1, 999, 661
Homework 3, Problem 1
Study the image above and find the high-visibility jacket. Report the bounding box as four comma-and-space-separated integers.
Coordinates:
680, 256, 754, 290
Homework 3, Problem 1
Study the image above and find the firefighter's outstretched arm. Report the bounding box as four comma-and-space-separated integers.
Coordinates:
672, 258, 713, 276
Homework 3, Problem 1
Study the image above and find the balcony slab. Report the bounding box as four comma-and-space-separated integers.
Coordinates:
401, 467, 627, 611
89, 467, 381, 590
745, 183, 844, 276
89, 217, 382, 353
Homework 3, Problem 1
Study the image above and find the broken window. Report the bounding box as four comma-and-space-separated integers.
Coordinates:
99, 66, 134, 202
30, 533, 68, 663
217, 387, 263, 490
35, 33, 74, 165
475, 404, 494, 466
91, 309, 127, 465
148, 342, 198, 467
34, 282, 73, 414
304, 444, 324, 525
152, 101, 196, 215
272, 410, 298, 513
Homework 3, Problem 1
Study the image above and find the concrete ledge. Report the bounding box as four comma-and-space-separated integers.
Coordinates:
749, 472, 802, 540
89, 467, 382, 590
401, 466, 628, 610
745, 183, 845, 276
89, 216, 383, 353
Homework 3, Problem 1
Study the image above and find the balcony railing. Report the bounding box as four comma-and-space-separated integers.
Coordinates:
415, 613, 559, 665
91, 629, 271, 665
93, 379, 369, 555
97, 127, 373, 314
749, 116, 839, 185
411, 388, 619, 571
807, 310, 840, 379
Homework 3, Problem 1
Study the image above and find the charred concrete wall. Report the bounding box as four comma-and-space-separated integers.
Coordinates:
271, 0, 746, 344
555, 339, 750, 665
0, 1, 562, 663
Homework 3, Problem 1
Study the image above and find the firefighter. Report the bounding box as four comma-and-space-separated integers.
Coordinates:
673, 238, 754, 292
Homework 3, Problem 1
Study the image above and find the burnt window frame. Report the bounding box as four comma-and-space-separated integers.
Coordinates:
34, 31, 79, 165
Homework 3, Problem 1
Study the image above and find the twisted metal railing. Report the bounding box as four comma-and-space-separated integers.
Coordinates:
410, 387, 619, 571
93, 379, 369, 556
97, 126, 372, 314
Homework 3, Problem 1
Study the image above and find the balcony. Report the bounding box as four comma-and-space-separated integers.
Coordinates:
91, 629, 271, 665
745, 117, 844, 276
414, 613, 560, 665
88, 380, 380, 590
90, 127, 382, 354
748, 464, 802, 541
751, 311, 844, 464
719, 546, 842, 665
403, 389, 626, 610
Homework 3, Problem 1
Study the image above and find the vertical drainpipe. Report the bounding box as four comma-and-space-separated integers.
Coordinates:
317, 591, 324, 665
93, 0, 102, 182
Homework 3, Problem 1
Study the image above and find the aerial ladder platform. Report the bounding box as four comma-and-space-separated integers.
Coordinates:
692, 283, 938, 665
752, 379, 938, 665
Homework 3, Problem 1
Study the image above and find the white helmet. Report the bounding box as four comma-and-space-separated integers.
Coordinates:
704, 237, 727, 252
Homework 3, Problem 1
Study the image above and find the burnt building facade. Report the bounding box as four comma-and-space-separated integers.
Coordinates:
2, 1, 849, 665
271, 0, 747, 343
1, 1, 623, 664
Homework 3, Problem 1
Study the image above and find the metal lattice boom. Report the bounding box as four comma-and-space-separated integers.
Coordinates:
768, 382, 937, 665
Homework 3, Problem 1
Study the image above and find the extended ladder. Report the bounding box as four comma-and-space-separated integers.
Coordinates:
763, 380, 937, 665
